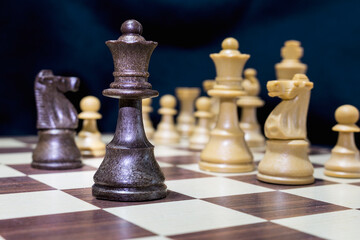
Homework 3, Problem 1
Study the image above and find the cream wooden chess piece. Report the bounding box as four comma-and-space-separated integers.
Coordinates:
189, 97, 212, 150
142, 98, 155, 139
324, 105, 360, 178
175, 87, 200, 138
257, 74, 314, 185
203, 80, 219, 128
76, 96, 106, 157
275, 40, 307, 80
200, 37, 254, 173
154, 94, 180, 145
237, 68, 265, 149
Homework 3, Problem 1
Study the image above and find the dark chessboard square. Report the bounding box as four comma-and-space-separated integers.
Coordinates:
0, 176, 55, 194
162, 166, 212, 180
203, 191, 348, 220
0, 209, 154, 240
170, 221, 323, 240
64, 188, 194, 209
229, 174, 337, 190
0, 147, 33, 154
157, 155, 200, 164
8, 164, 97, 175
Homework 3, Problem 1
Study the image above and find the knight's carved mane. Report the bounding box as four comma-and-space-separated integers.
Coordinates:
34, 70, 79, 130
265, 79, 312, 140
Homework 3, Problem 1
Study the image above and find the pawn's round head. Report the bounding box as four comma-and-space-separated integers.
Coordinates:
335, 105, 359, 124
196, 97, 211, 112
244, 68, 257, 78
160, 94, 176, 108
80, 96, 101, 112
142, 98, 152, 106
121, 19, 142, 35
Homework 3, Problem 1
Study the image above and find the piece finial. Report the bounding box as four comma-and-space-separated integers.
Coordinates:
221, 37, 239, 50
244, 68, 257, 78
281, 40, 303, 60
196, 97, 211, 112
160, 94, 176, 108
335, 105, 359, 125
80, 96, 100, 112
120, 19, 143, 35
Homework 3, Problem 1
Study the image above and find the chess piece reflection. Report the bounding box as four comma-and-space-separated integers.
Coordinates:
76, 96, 106, 157
324, 105, 360, 178
175, 87, 200, 139
200, 37, 254, 173
257, 74, 314, 185
189, 97, 212, 150
142, 98, 155, 139
32, 70, 82, 169
154, 94, 180, 145
237, 68, 265, 149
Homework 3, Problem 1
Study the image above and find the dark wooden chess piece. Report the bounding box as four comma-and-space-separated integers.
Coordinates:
32, 70, 82, 169
92, 19, 167, 201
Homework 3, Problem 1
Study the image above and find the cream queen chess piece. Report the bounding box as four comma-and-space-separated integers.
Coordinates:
257, 74, 314, 185
237, 68, 265, 149
200, 37, 254, 173
324, 105, 360, 178
275, 40, 307, 80
76, 96, 106, 157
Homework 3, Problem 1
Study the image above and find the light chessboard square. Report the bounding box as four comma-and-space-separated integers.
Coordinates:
0, 190, 98, 220
0, 152, 32, 165
0, 139, 28, 148
281, 184, 360, 208
0, 165, 25, 178
105, 199, 265, 236
165, 177, 273, 198
29, 171, 96, 190
272, 209, 360, 240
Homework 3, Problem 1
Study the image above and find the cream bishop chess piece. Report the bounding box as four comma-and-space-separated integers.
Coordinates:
203, 79, 219, 128
76, 96, 106, 157
324, 105, 360, 178
142, 98, 155, 139
175, 87, 200, 139
237, 68, 265, 149
257, 74, 314, 185
275, 40, 307, 80
200, 37, 254, 173
189, 97, 212, 150
154, 94, 180, 145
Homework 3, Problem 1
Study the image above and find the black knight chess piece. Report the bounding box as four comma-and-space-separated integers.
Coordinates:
32, 70, 82, 169
92, 20, 167, 201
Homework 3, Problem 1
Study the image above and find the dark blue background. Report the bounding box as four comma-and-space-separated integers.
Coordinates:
0, 0, 359, 146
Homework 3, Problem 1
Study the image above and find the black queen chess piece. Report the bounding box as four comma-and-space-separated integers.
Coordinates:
92, 20, 167, 201
32, 70, 82, 169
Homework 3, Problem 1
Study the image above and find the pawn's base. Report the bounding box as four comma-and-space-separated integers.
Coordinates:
257, 172, 314, 185
31, 161, 82, 170
324, 169, 360, 178
81, 149, 106, 158
199, 161, 254, 173
92, 184, 167, 202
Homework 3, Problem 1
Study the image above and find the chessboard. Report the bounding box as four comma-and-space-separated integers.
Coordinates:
0, 135, 360, 240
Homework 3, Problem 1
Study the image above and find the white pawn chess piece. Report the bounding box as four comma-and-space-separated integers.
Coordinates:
142, 98, 155, 139
237, 68, 265, 149
189, 97, 212, 150
324, 105, 360, 178
76, 96, 106, 157
203, 80, 219, 129
154, 94, 180, 145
